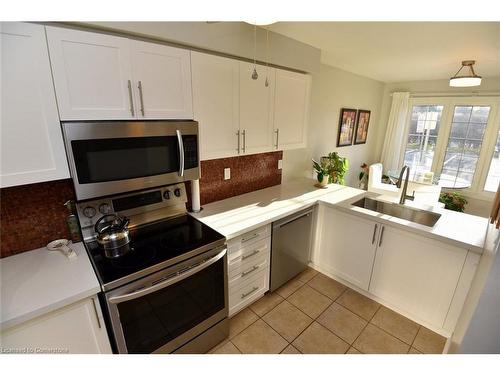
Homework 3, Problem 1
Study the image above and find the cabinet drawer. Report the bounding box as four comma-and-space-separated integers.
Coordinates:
228, 249, 270, 286
228, 236, 271, 272
227, 224, 271, 253
229, 267, 269, 316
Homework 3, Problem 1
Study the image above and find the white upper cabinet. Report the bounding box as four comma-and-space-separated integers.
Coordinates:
46, 26, 135, 120
1, 23, 69, 187
46, 26, 193, 121
273, 69, 311, 150
192, 52, 239, 160
131, 41, 193, 119
239, 62, 275, 155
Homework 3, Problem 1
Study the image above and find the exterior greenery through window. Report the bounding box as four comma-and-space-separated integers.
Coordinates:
402, 97, 500, 196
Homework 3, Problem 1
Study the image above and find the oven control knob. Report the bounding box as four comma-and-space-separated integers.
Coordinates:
99, 203, 112, 214
174, 188, 181, 197
82, 206, 97, 218
163, 190, 171, 200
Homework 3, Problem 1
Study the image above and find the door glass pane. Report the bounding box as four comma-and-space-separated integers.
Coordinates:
485, 130, 500, 192
439, 105, 491, 188
117, 257, 225, 353
404, 105, 444, 180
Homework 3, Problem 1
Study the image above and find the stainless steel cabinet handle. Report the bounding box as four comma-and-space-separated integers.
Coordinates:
241, 249, 260, 261
241, 286, 259, 299
275, 129, 279, 149
176, 129, 185, 177
242, 129, 246, 153
127, 80, 135, 117
378, 226, 385, 247
242, 232, 259, 243
138, 80, 145, 116
91, 298, 101, 329
109, 248, 227, 304
241, 265, 260, 277
372, 224, 378, 245
236, 130, 240, 153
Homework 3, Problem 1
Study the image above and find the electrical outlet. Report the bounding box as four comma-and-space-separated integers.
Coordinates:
278, 159, 283, 170
224, 168, 231, 180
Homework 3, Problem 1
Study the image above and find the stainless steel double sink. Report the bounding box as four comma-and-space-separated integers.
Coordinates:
352, 197, 441, 227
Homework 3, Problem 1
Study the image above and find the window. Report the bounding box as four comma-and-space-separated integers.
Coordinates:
485, 130, 500, 192
403, 105, 444, 180
400, 97, 500, 197
439, 106, 490, 188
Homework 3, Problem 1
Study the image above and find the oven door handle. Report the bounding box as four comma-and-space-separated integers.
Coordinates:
108, 248, 227, 305
176, 129, 185, 177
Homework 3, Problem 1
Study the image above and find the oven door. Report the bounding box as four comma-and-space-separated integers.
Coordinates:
62, 121, 200, 200
105, 246, 228, 354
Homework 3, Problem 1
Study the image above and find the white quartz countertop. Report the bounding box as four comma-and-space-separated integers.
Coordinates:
1, 242, 100, 330
191, 178, 488, 254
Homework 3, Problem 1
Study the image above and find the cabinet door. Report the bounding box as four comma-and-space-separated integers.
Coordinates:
192, 52, 239, 160
239, 62, 275, 155
369, 225, 468, 328
1, 297, 112, 353
1, 23, 70, 187
274, 69, 310, 150
131, 41, 193, 119
46, 26, 135, 120
314, 206, 378, 290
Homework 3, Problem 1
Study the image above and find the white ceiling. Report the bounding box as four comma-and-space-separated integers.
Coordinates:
268, 22, 500, 82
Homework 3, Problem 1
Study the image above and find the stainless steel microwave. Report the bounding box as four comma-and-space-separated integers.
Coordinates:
62, 121, 200, 201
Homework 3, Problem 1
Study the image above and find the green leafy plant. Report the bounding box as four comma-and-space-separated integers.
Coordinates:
312, 159, 329, 183
439, 192, 468, 212
312, 152, 349, 185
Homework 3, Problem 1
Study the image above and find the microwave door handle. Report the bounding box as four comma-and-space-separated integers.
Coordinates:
108, 248, 226, 305
176, 129, 185, 177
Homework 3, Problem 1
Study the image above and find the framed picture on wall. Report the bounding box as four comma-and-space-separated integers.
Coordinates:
337, 108, 357, 147
354, 109, 371, 145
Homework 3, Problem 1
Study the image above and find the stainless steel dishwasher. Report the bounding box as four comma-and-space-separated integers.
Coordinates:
270, 207, 314, 291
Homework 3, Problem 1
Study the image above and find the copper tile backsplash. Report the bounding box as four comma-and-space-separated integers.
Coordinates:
200, 151, 282, 205
0, 151, 282, 258
0, 179, 75, 258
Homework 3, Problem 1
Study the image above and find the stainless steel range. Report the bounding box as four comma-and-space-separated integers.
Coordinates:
76, 183, 228, 354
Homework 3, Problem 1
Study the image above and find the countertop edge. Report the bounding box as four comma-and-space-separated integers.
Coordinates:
191, 180, 487, 254
0, 286, 101, 331
321, 199, 485, 255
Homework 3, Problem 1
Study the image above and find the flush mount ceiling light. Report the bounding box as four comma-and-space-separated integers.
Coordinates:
449, 60, 482, 87
245, 20, 277, 26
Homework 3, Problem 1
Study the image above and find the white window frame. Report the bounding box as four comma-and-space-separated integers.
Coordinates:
402, 96, 500, 201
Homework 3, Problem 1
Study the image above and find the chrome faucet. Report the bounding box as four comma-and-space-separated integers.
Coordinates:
396, 165, 415, 205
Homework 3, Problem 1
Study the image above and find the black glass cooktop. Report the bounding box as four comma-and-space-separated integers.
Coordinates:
85, 214, 225, 290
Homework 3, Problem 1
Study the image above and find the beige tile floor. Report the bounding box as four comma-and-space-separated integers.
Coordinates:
209, 268, 447, 354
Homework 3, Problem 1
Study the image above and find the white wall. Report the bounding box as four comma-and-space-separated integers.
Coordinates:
282, 64, 385, 187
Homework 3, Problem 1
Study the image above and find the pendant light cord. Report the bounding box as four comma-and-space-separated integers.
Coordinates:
253, 24, 257, 68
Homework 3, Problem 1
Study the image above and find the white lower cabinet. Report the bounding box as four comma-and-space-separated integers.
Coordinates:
1, 296, 112, 354
313, 204, 479, 334
227, 225, 271, 316
369, 225, 472, 329
313, 206, 378, 290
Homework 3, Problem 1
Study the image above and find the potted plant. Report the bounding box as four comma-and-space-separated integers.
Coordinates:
313, 152, 349, 186
439, 192, 468, 212
312, 159, 330, 186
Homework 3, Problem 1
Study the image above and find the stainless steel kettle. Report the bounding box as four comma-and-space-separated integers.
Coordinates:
94, 214, 131, 259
